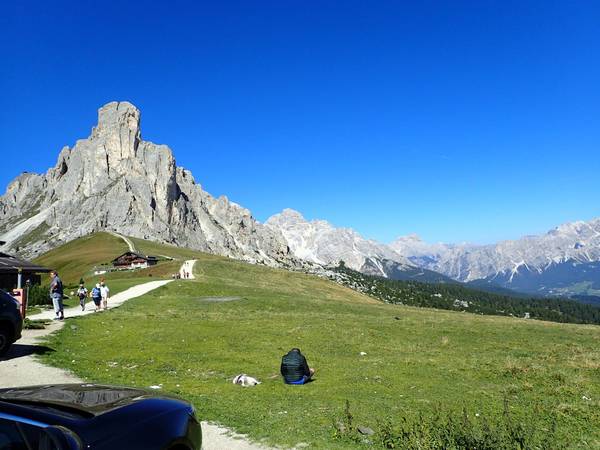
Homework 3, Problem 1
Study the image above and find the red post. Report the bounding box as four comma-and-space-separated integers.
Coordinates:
12, 288, 27, 319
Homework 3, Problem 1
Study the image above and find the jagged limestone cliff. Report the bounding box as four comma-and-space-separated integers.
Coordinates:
0, 101, 292, 266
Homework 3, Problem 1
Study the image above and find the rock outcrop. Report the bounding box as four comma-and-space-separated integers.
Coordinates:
266, 209, 422, 278
0, 101, 293, 266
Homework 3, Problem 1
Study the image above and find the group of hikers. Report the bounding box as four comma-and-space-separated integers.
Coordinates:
171, 272, 191, 279
49, 270, 110, 320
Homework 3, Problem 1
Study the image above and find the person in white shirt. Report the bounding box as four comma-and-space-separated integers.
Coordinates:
100, 281, 110, 310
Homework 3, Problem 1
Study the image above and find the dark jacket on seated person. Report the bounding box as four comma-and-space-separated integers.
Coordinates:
281, 348, 311, 383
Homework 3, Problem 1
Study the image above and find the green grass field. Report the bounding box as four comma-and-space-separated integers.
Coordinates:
37, 234, 600, 448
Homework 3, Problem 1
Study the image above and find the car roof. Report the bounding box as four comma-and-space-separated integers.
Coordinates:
0, 384, 186, 417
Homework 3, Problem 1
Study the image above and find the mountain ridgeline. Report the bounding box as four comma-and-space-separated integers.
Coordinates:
265, 209, 457, 284
329, 263, 600, 325
391, 225, 600, 298
2, 101, 599, 308
267, 209, 600, 300
0, 102, 295, 267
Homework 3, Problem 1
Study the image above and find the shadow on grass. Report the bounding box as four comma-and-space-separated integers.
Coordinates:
1, 344, 56, 361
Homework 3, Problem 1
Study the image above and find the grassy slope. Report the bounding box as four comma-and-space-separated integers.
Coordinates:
33, 232, 183, 291
37, 235, 600, 448
34, 233, 129, 285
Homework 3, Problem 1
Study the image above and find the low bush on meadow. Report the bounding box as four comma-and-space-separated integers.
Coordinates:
334, 400, 563, 449
27, 284, 51, 306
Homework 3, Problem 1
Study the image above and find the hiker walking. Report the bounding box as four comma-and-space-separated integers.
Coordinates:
91, 283, 102, 312
76, 283, 88, 311
49, 270, 64, 320
100, 281, 110, 310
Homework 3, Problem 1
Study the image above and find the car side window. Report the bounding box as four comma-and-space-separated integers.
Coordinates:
0, 417, 29, 450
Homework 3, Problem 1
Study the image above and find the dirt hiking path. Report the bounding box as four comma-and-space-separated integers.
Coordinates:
180, 259, 197, 279
108, 230, 136, 252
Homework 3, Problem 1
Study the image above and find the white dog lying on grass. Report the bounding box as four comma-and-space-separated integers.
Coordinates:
233, 374, 261, 387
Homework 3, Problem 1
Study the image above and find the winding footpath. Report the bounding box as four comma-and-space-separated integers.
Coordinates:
0, 260, 271, 450
180, 259, 197, 279
108, 230, 137, 252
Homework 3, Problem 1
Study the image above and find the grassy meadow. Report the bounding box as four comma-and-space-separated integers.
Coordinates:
35, 234, 600, 448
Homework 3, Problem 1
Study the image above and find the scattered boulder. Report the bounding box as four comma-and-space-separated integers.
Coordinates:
358, 426, 374, 435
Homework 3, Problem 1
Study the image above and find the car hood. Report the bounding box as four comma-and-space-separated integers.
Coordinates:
0, 384, 180, 416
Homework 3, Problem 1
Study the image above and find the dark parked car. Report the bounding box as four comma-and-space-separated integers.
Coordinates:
0, 289, 23, 356
0, 384, 202, 449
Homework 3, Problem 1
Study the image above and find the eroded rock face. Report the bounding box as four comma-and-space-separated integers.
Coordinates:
266, 208, 416, 277
0, 101, 293, 266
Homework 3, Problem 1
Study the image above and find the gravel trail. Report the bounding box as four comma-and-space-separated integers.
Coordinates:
108, 230, 136, 252
180, 259, 197, 279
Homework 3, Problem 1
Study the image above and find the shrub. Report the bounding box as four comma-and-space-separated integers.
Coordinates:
23, 318, 48, 330
334, 400, 564, 449
27, 284, 51, 306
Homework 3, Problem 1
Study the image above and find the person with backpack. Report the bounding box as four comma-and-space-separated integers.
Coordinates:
280, 348, 315, 385
49, 270, 64, 320
91, 283, 102, 312
76, 283, 88, 311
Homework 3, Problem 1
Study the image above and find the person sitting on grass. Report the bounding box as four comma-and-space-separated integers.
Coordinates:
281, 348, 315, 385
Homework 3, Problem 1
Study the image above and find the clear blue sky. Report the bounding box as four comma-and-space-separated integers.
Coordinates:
1, 1, 599, 244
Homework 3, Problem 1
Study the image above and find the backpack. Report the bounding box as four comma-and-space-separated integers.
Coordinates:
92, 287, 101, 298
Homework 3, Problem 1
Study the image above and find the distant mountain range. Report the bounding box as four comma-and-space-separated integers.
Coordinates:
267, 209, 600, 299
390, 221, 600, 297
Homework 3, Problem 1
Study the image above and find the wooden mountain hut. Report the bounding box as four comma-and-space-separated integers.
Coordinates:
111, 252, 158, 270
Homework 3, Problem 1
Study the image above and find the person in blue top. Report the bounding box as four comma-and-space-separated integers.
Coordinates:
91, 283, 102, 312
280, 348, 315, 385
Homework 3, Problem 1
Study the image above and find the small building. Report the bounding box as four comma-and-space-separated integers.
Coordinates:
112, 252, 158, 270
0, 251, 51, 291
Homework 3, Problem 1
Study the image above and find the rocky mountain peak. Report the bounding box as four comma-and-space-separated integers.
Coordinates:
279, 208, 305, 220
393, 233, 422, 243
266, 208, 413, 275
94, 101, 141, 138
0, 102, 294, 267
87, 101, 144, 169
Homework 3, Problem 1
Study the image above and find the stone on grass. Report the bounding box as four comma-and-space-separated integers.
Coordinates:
358, 426, 374, 435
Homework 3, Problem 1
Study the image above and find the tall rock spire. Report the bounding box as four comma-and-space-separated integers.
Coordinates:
92, 101, 142, 164
0, 102, 294, 267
